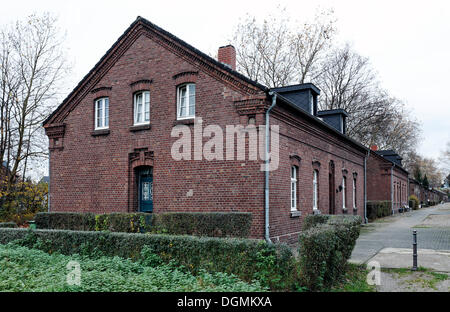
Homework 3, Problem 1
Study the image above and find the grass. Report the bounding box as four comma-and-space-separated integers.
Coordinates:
0, 243, 266, 292
382, 267, 449, 290
328, 263, 376, 292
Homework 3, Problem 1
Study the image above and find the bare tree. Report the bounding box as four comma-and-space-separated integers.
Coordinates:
232, 7, 336, 87
439, 141, 450, 173
315, 44, 421, 155
0, 13, 69, 190
291, 8, 337, 83
233, 12, 295, 87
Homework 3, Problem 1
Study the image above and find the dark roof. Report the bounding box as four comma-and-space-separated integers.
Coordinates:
272, 92, 368, 152
317, 109, 349, 117
371, 149, 408, 174
271, 83, 320, 95
43, 16, 267, 126
375, 150, 403, 159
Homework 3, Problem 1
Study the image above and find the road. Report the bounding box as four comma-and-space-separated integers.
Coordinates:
350, 202, 450, 265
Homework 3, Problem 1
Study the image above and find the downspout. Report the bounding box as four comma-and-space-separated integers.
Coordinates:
391, 165, 394, 215
364, 150, 368, 224
265, 92, 277, 244
48, 152, 51, 212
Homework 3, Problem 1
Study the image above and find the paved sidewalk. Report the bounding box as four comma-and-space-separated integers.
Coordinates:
350, 203, 450, 265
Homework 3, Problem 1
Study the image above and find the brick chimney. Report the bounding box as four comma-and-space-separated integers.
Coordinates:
218, 45, 236, 70
370, 145, 378, 151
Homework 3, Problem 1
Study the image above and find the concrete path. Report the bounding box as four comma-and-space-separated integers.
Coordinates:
350, 202, 450, 267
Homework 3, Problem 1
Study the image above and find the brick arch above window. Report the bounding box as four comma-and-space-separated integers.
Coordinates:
312, 160, 321, 170
90, 86, 111, 98
173, 71, 198, 85
289, 154, 302, 167
130, 79, 153, 93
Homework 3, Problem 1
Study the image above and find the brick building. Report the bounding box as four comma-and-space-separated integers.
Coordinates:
43, 17, 367, 244
366, 146, 409, 213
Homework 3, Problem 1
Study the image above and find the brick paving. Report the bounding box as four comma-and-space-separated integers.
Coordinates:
350, 203, 450, 264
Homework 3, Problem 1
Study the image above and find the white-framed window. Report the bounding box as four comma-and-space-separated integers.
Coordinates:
291, 166, 297, 211
177, 83, 195, 119
353, 178, 357, 209
134, 91, 150, 125
313, 170, 318, 210
95, 97, 109, 130
342, 176, 347, 209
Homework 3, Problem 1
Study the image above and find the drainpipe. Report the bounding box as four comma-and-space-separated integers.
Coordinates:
391, 165, 394, 215
264, 92, 277, 244
48, 152, 51, 212
364, 151, 368, 224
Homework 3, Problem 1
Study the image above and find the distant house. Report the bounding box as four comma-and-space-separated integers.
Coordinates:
366, 146, 409, 213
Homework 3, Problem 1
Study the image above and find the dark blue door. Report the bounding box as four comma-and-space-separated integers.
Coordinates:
139, 175, 153, 212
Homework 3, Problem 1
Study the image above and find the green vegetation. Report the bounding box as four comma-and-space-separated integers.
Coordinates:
298, 215, 362, 291
382, 267, 449, 290
0, 243, 265, 292
0, 180, 48, 226
409, 195, 419, 210
366, 201, 391, 221
35, 211, 252, 238
0, 228, 297, 290
329, 263, 375, 292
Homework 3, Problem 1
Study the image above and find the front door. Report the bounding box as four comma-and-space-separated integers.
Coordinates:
139, 174, 153, 212
329, 161, 336, 214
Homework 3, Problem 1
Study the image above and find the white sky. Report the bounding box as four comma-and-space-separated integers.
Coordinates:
1, 0, 449, 178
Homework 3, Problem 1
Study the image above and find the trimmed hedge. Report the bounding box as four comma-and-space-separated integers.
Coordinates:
0, 228, 297, 290
0, 222, 17, 228
409, 195, 419, 210
366, 201, 391, 221
152, 212, 252, 237
298, 215, 362, 291
35, 212, 252, 238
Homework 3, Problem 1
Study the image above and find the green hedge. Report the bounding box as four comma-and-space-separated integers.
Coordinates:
35, 212, 252, 238
298, 215, 362, 291
152, 212, 251, 237
0, 228, 296, 290
409, 195, 419, 210
366, 201, 391, 221
0, 222, 18, 228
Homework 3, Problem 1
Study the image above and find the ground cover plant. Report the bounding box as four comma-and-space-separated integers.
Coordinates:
0, 243, 266, 292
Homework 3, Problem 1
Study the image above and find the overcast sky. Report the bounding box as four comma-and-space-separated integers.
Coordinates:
1, 0, 449, 177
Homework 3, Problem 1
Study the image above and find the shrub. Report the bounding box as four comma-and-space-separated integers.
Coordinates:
409, 195, 419, 210
152, 212, 252, 237
0, 228, 297, 290
35, 211, 252, 238
302, 214, 331, 231
298, 215, 362, 291
0, 222, 17, 228
366, 201, 391, 221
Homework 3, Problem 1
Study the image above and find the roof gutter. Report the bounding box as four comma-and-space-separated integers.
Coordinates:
264, 92, 277, 244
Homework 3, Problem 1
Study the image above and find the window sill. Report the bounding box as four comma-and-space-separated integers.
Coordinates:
290, 210, 302, 218
174, 118, 195, 126
91, 129, 110, 136
130, 124, 151, 132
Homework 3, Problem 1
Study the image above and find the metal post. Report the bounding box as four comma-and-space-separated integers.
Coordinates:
412, 230, 418, 271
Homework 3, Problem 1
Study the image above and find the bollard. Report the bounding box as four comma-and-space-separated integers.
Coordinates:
412, 230, 418, 271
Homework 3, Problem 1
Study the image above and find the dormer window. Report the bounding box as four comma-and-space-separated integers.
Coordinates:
95, 97, 109, 130
134, 91, 150, 125
177, 83, 195, 119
